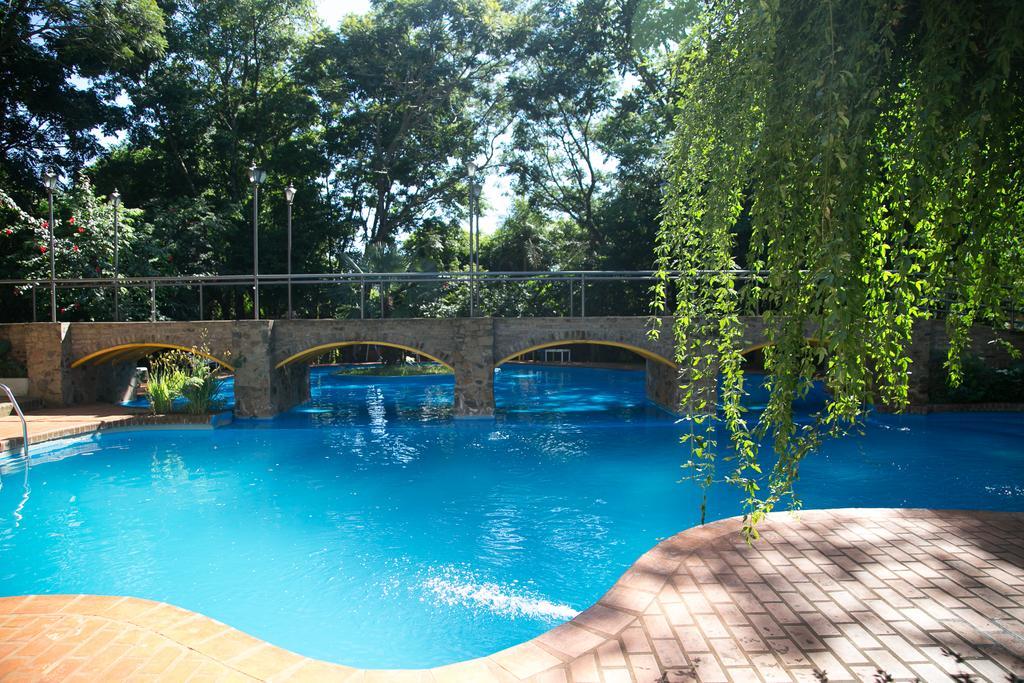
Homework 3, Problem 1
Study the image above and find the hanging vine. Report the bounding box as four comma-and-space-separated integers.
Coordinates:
654, 0, 1024, 539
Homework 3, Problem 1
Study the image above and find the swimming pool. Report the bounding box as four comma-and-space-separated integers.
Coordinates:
1, 365, 1022, 667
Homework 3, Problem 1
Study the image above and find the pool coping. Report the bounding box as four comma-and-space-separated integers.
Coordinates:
0, 409, 233, 458
0, 510, 752, 681
3, 507, 1022, 681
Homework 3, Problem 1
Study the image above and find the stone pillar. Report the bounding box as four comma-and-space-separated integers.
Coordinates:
646, 360, 683, 414
19, 323, 71, 407
69, 360, 138, 404
645, 359, 718, 416
452, 318, 495, 418
232, 321, 309, 418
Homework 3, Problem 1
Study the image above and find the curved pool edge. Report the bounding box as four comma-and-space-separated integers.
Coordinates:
0, 409, 230, 459
3, 506, 1022, 681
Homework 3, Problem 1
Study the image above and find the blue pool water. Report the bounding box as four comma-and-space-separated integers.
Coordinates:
1, 365, 1022, 668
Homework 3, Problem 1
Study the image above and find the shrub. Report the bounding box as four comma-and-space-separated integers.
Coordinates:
147, 353, 187, 414
180, 359, 222, 414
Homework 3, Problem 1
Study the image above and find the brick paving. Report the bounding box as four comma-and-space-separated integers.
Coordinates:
1, 508, 1022, 682
0, 405, 225, 455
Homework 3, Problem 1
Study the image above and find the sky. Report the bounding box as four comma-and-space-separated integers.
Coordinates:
314, 0, 512, 233
314, 0, 371, 26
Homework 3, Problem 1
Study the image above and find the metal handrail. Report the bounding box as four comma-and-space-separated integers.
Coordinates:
0, 384, 29, 463
1, 269, 1018, 325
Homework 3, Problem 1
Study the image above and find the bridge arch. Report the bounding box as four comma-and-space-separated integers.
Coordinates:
495, 340, 675, 368
71, 343, 235, 371
275, 341, 454, 370
739, 338, 825, 357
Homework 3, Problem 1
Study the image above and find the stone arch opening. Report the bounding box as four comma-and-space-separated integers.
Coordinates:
493, 340, 679, 415
495, 340, 675, 368
275, 341, 453, 371
273, 341, 457, 421
71, 343, 235, 371
68, 343, 234, 407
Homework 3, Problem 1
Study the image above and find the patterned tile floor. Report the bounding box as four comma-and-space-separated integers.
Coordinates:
1, 508, 1022, 682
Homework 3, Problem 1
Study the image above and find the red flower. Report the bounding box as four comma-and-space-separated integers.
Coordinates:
59, 307, 65, 313
3, 228, 11, 235
41, 220, 49, 229
68, 216, 75, 225
39, 245, 47, 254
77, 227, 85, 234
72, 245, 79, 252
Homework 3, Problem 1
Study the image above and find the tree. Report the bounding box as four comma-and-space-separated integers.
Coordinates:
655, 0, 1024, 538
0, 0, 166, 198
300, 0, 511, 249
94, 0, 331, 318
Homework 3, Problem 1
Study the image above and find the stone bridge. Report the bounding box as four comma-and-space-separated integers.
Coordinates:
0, 317, 1019, 417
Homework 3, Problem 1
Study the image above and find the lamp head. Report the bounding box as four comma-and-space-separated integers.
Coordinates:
248, 163, 266, 185
466, 161, 477, 177
43, 169, 58, 191
285, 183, 296, 204
111, 189, 121, 207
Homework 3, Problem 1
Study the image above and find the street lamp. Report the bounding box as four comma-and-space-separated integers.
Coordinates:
248, 163, 267, 320
285, 183, 296, 319
466, 162, 480, 316
111, 189, 121, 321
43, 169, 58, 322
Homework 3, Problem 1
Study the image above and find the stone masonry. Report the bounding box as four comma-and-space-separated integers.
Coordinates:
0, 317, 1021, 418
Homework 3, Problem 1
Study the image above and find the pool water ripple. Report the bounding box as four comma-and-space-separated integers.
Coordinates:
1, 364, 1022, 668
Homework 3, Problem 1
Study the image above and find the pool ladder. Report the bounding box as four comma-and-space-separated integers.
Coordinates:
0, 384, 30, 510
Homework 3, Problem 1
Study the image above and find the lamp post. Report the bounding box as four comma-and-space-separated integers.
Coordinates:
248, 163, 267, 320
111, 189, 121, 321
466, 162, 480, 317
43, 169, 58, 322
285, 183, 296, 319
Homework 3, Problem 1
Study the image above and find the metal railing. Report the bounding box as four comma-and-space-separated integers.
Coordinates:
0, 270, 669, 322
0, 385, 31, 524
0, 384, 28, 461
1, 269, 1019, 326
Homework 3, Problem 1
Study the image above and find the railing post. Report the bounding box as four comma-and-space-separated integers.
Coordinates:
360, 279, 365, 319
568, 278, 574, 317
581, 273, 586, 317
150, 281, 156, 322
31, 285, 36, 323
199, 283, 204, 321
379, 280, 385, 318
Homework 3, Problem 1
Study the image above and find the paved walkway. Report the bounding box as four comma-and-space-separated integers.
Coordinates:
0, 404, 141, 453
0, 405, 227, 455
1, 508, 1022, 682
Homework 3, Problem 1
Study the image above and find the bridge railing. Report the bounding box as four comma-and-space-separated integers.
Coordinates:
0, 270, 677, 322
1, 270, 1020, 328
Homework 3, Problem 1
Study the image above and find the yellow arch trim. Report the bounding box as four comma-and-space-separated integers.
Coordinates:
71, 343, 235, 371
275, 341, 454, 371
496, 340, 676, 368
740, 338, 825, 356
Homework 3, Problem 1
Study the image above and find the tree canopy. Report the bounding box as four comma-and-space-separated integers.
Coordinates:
654, 0, 1024, 537
1, 0, 687, 322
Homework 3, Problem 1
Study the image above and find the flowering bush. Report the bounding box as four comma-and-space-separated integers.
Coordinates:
1, 172, 160, 320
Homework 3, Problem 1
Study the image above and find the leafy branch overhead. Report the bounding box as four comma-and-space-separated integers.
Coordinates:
654, 0, 1024, 537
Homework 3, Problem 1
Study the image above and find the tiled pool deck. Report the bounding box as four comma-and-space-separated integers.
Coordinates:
1, 508, 1022, 682
0, 405, 226, 455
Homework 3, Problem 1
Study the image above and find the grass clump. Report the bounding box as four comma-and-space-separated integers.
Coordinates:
337, 362, 451, 377
147, 347, 225, 414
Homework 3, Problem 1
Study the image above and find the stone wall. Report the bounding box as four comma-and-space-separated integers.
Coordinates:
4, 316, 1018, 418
